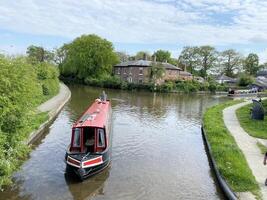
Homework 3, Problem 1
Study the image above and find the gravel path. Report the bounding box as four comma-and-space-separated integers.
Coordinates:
223, 101, 267, 200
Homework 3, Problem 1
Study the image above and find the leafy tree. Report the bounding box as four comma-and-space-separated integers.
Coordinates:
53, 46, 67, 65
196, 46, 218, 79
26, 45, 54, 63
150, 62, 165, 83
238, 74, 253, 86
243, 53, 259, 76
259, 62, 267, 70
153, 50, 171, 62
59, 34, 119, 80
135, 51, 151, 60
116, 51, 129, 62
178, 46, 199, 74
219, 49, 242, 77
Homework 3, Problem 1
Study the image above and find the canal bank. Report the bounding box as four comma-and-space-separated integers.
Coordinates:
202, 101, 261, 200
26, 83, 71, 145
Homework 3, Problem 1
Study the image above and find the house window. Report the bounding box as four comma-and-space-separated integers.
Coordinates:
139, 67, 143, 75
73, 128, 81, 147
139, 78, 143, 84
117, 68, 121, 75
97, 129, 105, 148
124, 68, 127, 74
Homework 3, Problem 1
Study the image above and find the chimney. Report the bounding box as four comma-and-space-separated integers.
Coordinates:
143, 53, 147, 61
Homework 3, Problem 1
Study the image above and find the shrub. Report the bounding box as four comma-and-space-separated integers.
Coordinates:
0, 55, 59, 188
238, 74, 253, 87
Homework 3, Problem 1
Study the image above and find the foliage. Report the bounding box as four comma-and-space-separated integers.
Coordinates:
243, 53, 260, 76
178, 46, 199, 74
236, 99, 267, 139
238, 74, 253, 87
0, 55, 59, 188
219, 49, 243, 77
135, 51, 151, 61
153, 50, 171, 62
149, 62, 166, 83
59, 34, 119, 80
116, 51, 129, 62
196, 46, 218, 79
203, 101, 259, 195
26, 45, 54, 64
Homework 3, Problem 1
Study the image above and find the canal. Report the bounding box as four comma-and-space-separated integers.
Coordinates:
1, 85, 227, 200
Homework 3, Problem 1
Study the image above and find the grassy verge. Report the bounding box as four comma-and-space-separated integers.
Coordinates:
236, 99, 267, 139
256, 142, 267, 155
203, 100, 260, 197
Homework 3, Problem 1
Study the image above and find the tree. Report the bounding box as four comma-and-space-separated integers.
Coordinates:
219, 49, 242, 77
150, 62, 165, 83
178, 46, 199, 74
59, 34, 119, 80
196, 46, 218, 79
238, 74, 253, 86
153, 50, 171, 62
116, 51, 129, 62
135, 51, 151, 60
53, 46, 67, 65
26, 45, 54, 63
243, 53, 259, 76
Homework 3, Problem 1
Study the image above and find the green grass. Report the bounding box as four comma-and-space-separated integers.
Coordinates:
256, 142, 267, 155
236, 99, 267, 139
203, 100, 260, 197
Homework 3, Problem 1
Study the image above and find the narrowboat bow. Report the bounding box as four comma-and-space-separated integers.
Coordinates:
65, 93, 112, 180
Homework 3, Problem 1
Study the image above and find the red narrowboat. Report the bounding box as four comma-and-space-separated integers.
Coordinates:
65, 93, 112, 180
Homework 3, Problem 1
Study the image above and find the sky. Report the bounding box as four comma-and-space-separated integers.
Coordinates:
0, 0, 267, 63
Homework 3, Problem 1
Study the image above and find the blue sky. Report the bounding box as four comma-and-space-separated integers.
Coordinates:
0, 0, 267, 63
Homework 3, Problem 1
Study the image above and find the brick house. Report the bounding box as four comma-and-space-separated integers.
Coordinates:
113, 59, 192, 84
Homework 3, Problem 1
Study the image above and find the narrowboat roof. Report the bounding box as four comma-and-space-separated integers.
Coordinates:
73, 99, 110, 128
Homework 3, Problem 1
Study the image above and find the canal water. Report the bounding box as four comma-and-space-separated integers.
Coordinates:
1, 85, 227, 200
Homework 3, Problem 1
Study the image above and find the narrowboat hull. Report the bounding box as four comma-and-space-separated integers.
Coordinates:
65, 150, 111, 180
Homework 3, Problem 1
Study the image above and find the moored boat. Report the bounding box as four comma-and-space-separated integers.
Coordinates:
65, 92, 112, 180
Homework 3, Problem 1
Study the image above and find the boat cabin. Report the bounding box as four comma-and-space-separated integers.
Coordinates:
70, 126, 106, 153
69, 98, 111, 154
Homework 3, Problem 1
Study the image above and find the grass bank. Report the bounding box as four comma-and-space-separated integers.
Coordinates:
236, 99, 267, 139
203, 101, 260, 196
0, 55, 59, 188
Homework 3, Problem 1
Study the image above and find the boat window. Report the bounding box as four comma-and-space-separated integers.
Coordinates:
73, 128, 81, 147
97, 129, 105, 148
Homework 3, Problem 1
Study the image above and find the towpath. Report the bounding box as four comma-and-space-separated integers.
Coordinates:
223, 101, 267, 200
38, 82, 71, 116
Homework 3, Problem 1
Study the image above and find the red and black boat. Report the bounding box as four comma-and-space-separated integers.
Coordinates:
65, 93, 112, 180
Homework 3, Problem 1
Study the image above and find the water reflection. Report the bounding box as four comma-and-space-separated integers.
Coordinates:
0, 84, 228, 200
65, 167, 110, 200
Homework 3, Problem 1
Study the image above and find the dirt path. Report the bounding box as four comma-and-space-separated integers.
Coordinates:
223, 101, 267, 200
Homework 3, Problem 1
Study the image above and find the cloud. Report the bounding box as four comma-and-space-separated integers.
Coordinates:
0, 0, 267, 61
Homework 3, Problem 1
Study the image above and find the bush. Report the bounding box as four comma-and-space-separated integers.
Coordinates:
238, 74, 253, 87
0, 56, 59, 188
